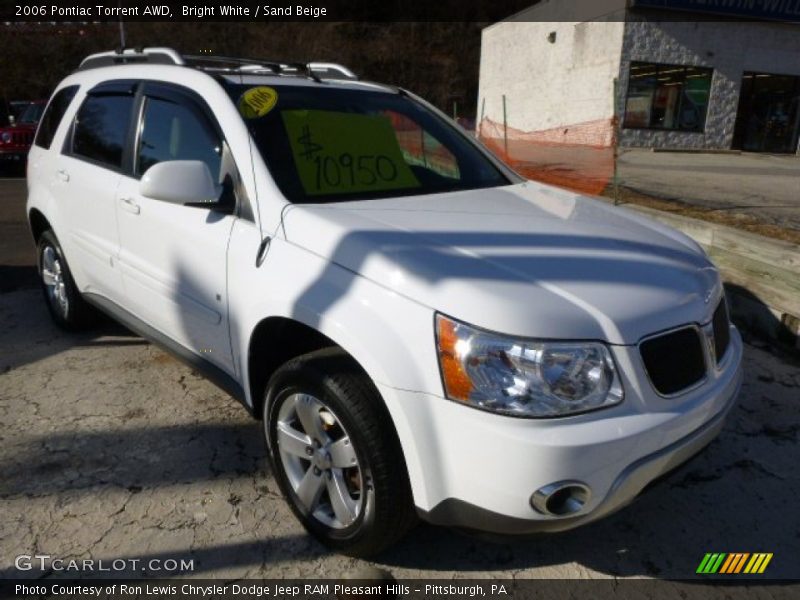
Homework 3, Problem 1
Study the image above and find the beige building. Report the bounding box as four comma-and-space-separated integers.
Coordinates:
478, 0, 800, 154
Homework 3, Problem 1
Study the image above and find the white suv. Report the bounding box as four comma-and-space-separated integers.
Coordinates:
27, 48, 742, 556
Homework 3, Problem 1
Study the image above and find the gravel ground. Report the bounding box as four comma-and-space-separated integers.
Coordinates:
0, 285, 798, 581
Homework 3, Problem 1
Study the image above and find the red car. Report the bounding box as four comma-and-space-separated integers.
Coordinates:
0, 100, 46, 167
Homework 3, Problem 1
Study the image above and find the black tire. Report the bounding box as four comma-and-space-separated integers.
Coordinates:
264, 348, 416, 557
37, 230, 93, 330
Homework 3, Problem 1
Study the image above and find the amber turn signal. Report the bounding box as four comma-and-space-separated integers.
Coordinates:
436, 315, 474, 401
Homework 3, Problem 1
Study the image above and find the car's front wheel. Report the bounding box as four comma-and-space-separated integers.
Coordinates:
264, 348, 416, 556
37, 230, 92, 330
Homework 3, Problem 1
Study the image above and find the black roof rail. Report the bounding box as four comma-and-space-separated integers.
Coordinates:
182, 54, 282, 72
184, 55, 356, 81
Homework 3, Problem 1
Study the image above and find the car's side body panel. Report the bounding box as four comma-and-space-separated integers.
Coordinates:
27, 87, 86, 282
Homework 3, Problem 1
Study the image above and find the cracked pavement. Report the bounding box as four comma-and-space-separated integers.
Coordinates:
0, 286, 798, 580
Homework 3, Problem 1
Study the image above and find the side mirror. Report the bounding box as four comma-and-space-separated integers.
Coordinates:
140, 160, 232, 214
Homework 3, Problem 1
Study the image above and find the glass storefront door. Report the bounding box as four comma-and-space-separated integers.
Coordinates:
732, 72, 800, 153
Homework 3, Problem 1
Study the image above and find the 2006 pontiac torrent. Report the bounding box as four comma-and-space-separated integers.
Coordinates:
26, 47, 743, 556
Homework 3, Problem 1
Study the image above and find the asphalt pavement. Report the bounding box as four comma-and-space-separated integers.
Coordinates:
0, 178, 36, 293
617, 150, 800, 232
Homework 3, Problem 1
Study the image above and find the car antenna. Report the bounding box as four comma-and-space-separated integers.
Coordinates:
236, 70, 271, 266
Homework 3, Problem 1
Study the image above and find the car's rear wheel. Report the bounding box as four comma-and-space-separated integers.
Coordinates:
264, 348, 416, 556
37, 230, 92, 330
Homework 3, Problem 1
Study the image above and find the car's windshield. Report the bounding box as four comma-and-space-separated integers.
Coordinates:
224, 83, 510, 203
19, 102, 44, 124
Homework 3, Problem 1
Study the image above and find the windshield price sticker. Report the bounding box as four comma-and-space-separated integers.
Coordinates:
238, 86, 278, 119
282, 110, 420, 195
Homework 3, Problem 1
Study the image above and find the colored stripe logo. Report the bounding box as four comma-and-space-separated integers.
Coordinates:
697, 553, 773, 574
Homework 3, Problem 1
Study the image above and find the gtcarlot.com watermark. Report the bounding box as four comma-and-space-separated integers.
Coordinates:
15, 554, 194, 574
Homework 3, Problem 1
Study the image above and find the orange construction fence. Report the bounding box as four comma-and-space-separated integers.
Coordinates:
477, 117, 617, 196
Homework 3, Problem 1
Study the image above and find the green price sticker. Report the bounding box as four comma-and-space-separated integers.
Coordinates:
282, 110, 420, 196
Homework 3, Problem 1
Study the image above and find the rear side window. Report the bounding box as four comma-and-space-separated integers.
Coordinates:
34, 86, 79, 149
72, 94, 135, 169
136, 96, 222, 178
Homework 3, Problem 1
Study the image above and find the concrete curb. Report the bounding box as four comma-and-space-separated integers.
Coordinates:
649, 148, 742, 155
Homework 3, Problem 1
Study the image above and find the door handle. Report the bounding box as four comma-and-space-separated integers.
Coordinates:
56, 169, 69, 182
119, 197, 140, 215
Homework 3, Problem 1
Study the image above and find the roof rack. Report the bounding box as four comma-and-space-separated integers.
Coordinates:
306, 62, 358, 80
183, 55, 357, 81
77, 47, 358, 81
78, 47, 185, 70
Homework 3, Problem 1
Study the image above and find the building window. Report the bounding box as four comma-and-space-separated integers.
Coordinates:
623, 62, 713, 132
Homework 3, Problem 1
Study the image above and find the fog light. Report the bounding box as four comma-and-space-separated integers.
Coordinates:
531, 481, 591, 516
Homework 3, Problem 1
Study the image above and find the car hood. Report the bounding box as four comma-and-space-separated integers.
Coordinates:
280, 182, 722, 344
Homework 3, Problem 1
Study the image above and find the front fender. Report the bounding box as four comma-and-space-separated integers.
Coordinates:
231, 233, 441, 404
227, 227, 443, 507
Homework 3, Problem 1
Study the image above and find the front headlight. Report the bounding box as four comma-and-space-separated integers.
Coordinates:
436, 314, 623, 418
0, 131, 11, 144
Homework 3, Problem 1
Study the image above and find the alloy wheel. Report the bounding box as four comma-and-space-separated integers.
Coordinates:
41, 245, 69, 317
274, 393, 363, 529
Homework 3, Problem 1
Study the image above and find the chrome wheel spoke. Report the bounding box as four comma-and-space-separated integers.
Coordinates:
42, 246, 56, 272
328, 436, 357, 469
42, 248, 57, 288
276, 422, 313, 457
294, 394, 328, 442
296, 466, 325, 511
327, 470, 359, 527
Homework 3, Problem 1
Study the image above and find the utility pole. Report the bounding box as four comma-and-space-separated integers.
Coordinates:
502, 94, 508, 157
118, 1, 126, 48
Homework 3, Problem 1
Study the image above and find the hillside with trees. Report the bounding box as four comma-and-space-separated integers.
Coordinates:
0, 19, 525, 117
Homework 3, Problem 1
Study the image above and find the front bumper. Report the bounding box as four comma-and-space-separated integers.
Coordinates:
380, 327, 743, 534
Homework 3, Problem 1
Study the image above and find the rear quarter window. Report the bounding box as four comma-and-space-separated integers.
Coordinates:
34, 85, 79, 150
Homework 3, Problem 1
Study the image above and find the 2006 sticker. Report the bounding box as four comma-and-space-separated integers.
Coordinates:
238, 86, 278, 119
